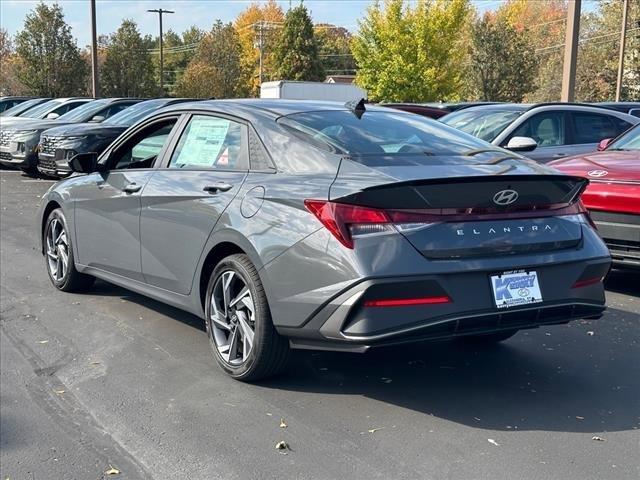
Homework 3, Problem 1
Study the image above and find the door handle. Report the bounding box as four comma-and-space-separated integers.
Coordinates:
122, 183, 142, 193
203, 182, 233, 194
552, 153, 568, 158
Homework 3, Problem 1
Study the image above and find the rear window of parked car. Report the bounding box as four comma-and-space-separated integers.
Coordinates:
279, 110, 493, 158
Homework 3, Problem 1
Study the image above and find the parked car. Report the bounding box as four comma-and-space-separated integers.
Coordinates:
593, 102, 640, 118
0, 98, 141, 175
550, 124, 640, 268
424, 101, 505, 112
38, 98, 196, 178
37, 99, 610, 381
0, 97, 52, 118
441, 103, 638, 162
0, 97, 92, 127
381, 103, 450, 119
0, 96, 37, 113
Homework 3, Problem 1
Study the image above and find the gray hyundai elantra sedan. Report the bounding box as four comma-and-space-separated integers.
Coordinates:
36, 99, 611, 381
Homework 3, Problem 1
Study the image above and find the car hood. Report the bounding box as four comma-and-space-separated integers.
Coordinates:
42, 122, 128, 137
549, 150, 640, 183
4, 120, 73, 133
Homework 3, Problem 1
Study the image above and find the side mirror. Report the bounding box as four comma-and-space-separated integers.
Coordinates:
46, 112, 60, 120
597, 138, 612, 151
69, 152, 99, 173
90, 115, 105, 123
505, 136, 538, 152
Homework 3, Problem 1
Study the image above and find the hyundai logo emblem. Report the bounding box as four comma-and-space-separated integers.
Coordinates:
493, 189, 519, 206
588, 170, 608, 178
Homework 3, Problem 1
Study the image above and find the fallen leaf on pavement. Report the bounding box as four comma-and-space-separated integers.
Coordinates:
367, 427, 384, 433
53, 389, 65, 394
487, 439, 500, 446
587, 331, 594, 336
89, 361, 101, 365
280, 418, 287, 428
37, 340, 49, 344
592, 436, 605, 442
576, 416, 584, 420
381, 377, 392, 383
275, 441, 290, 452
104, 465, 120, 475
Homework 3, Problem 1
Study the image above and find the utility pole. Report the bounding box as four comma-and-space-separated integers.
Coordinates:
560, 0, 581, 102
256, 21, 264, 86
90, 0, 99, 97
615, 0, 629, 102
147, 8, 174, 94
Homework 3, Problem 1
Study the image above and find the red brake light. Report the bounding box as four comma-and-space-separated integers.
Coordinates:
304, 200, 390, 249
572, 276, 603, 289
363, 296, 451, 307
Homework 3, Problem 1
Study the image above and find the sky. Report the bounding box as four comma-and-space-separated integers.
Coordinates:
1, 0, 601, 48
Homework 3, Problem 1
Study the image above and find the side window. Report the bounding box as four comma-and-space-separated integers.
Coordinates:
168, 115, 247, 170
511, 112, 565, 147
572, 112, 619, 144
105, 103, 135, 118
55, 101, 86, 116
108, 119, 177, 170
612, 117, 633, 135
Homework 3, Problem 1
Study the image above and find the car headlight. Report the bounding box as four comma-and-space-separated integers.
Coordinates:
62, 135, 88, 142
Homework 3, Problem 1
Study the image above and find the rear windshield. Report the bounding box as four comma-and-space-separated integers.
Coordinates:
279, 110, 493, 157
441, 109, 523, 142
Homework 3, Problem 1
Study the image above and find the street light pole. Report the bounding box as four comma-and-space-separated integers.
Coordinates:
90, 0, 99, 97
615, 0, 629, 102
561, 0, 581, 102
147, 8, 174, 94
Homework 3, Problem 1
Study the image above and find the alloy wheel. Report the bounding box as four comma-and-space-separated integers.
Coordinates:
46, 217, 69, 282
210, 270, 256, 366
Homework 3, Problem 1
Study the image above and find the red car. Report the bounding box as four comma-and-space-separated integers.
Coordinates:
550, 124, 640, 267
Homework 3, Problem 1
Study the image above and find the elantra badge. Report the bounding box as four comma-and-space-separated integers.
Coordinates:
493, 189, 519, 205
588, 170, 608, 178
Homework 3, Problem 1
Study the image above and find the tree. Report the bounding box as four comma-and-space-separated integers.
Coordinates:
175, 21, 243, 98
352, 0, 471, 102
101, 20, 158, 97
273, 4, 324, 81
467, 15, 538, 101
13, 3, 88, 96
0, 28, 26, 95
234, 0, 285, 96
150, 27, 204, 96
315, 24, 357, 77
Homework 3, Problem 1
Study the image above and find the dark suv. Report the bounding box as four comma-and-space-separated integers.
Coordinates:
37, 98, 196, 178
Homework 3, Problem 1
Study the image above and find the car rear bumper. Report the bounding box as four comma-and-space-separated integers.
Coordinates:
279, 256, 610, 352
590, 210, 640, 268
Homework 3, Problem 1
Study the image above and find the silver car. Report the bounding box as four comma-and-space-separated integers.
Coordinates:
440, 103, 638, 162
37, 100, 611, 381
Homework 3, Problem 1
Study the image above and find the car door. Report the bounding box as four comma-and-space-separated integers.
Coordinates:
73, 115, 182, 281
506, 111, 569, 162
139, 113, 249, 294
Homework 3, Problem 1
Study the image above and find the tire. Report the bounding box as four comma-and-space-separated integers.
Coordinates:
44, 208, 95, 292
205, 254, 289, 381
462, 329, 519, 344
20, 166, 39, 177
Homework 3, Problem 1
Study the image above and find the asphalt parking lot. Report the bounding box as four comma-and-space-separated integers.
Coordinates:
1, 169, 638, 480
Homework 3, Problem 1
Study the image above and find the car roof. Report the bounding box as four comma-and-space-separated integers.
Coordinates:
161, 99, 390, 118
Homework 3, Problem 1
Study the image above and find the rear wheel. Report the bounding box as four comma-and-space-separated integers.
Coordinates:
44, 209, 95, 292
462, 329, 519, 344
205, 254, 289, 381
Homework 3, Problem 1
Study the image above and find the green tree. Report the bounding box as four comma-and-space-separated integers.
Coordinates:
14, 2, 88, 96
315, 24, 357, 77
273, 4, 324, 81
101, 20, 158, 97
467, 15, 538, 101
352, 0, 470, 102
175, 21, 243, 98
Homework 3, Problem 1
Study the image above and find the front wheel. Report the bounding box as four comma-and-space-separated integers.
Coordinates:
205, 254, 289, 381
44, 208, 95, 292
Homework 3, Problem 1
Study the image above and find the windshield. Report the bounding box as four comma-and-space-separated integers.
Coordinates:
9, 99, 60, 119
1, 98, 44, 117
57, 99, 108, 122
279, 110, 503, 158
104, 100, 167, 126
441, 109, 523, 142
609, 124, 640, 151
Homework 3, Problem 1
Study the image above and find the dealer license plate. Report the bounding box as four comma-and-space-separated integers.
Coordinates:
490, 270, 543, 309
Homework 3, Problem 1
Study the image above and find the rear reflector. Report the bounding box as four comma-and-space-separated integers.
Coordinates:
363, 296, 451, 307
572, 277, 603, 289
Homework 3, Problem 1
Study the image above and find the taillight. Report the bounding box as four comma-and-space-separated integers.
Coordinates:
304, 200, 394, 249
363, 295, 451, 307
